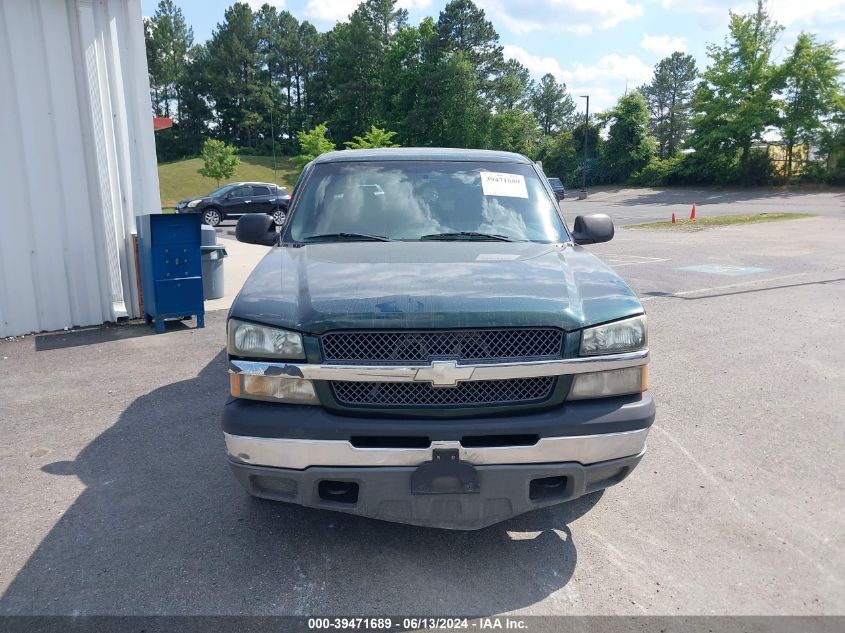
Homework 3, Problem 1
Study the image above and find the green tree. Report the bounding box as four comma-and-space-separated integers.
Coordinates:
293, 123, 336, 171
204, 3, 271, 147
344, 126, 400, 149
640, 52, 698, 158
489, 109, 537, 155
530, 74, 576, 135
818, 93, 845, 180
428, 51, 491, 148
198, 139, 240, 187
144, 0, 193, 117
778, 34, 843, 178
533, 131, 578, 181
159, 43, 213, 160
380, 20, 438, 144
599, 92, 656, 183
324, 0, 407, 143
435, 0, 503, 85
690, 0, 783, 183
297, 22, 327, 132
492, 59, 532, 111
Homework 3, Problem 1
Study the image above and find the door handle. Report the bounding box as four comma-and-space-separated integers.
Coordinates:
244, 200, 251, 203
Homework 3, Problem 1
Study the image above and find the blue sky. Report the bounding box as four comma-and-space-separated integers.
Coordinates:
142, 0, 845, 112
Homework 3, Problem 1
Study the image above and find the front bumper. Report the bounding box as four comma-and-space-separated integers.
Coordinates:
223, 392, 654, 528
229, 451, 644, 530
225, 427, 649, 469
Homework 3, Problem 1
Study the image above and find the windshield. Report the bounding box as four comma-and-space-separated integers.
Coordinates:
208, 184, 237, 197
548, 178, 563, 187
286, 161, 568, 243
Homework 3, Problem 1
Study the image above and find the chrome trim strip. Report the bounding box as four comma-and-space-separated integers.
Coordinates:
229, 349, 649, 384
224, 428, 650, 470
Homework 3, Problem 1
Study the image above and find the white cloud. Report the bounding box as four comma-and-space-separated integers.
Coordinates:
303, 0, 358, 23
245, 0, 286, 10
641, 33, 687, 55
478, 0, 644, 36
502, 44, 567, 77
398, 0, 433, 10
661, 0, 845, 27
303, 0, 431, 24
504, 45, 653, 110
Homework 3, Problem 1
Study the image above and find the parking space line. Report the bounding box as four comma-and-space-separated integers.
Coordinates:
611, 259, 670, 267
600, 254, 670, 267
641, 271, 845, 301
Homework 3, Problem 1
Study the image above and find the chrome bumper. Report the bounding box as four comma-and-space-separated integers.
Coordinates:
225, 428, 649, 470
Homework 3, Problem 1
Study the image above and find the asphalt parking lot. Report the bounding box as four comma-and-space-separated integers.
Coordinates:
560, 186, 843, 225
1, 190, 843, 616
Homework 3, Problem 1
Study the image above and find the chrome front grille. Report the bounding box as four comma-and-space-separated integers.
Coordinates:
330, 377, 556, 408
321, 328, 563, 365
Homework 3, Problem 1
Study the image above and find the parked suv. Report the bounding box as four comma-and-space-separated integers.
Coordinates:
224, 148, 654, 529
176, 182, 290, 227
547, 177, 565, 201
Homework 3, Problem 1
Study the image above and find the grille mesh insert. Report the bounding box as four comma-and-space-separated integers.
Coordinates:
331, 377, 555, 408
321, 329, 563, 364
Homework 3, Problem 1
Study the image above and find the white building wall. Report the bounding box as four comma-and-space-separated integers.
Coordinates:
0, 0, 160, 337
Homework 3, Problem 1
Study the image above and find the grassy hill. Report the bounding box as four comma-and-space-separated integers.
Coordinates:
157, 155, 297, 208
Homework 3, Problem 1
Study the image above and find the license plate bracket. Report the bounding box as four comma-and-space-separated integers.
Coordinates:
410, 449, 480, 494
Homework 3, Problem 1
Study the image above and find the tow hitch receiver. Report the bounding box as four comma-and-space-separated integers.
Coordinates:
410, 448, 480, 494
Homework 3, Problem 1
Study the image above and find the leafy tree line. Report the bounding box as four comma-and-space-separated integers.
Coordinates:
145, 0, 588, 178
636, 1, 844, 185
145, 0, 844, 186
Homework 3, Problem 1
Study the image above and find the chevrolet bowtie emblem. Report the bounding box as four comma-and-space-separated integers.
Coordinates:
414, 360, 474, 387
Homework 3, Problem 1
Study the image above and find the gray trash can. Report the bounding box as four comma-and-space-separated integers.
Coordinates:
200, 224, 227, 300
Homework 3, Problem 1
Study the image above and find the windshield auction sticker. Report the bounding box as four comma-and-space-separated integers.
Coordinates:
480, 171, 528, 198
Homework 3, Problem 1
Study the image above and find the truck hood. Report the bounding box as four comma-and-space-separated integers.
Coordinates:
230, 241, 643, 334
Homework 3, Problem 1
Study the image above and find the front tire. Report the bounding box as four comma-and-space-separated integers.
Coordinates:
202, 208, 222, 227
272, 208, 287, 227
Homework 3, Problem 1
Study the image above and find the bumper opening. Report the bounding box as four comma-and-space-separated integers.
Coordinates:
350, 436, 430, 449
318, 480, 360, 504
461, 434, 539, 448
529, 475, 570, 501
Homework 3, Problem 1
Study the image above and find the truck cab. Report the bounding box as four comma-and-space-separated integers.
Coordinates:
223, 148, 654, 529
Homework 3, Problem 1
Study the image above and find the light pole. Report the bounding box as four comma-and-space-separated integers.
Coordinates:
579, 95, 589, 199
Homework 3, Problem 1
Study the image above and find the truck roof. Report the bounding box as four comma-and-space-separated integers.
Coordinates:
310, 147, 533, 165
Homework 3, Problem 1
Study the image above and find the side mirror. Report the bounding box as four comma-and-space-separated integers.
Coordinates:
236, 214, 277, 246
572, 214, 614, 245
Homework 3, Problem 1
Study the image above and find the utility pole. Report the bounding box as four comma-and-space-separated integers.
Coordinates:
269, 73, 277, 185
579, 95, 589, 200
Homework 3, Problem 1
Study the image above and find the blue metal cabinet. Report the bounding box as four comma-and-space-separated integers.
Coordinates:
137, 214, 205, 333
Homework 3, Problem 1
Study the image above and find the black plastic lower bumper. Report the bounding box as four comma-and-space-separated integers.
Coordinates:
222, 392, 655, 441
229, 451, 644, 530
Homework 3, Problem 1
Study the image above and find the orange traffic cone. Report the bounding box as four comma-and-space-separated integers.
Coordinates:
690, 203, 697, 220
671, 212, 676, 224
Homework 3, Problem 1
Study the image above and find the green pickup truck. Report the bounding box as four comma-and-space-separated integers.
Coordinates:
223, 148, 653, 529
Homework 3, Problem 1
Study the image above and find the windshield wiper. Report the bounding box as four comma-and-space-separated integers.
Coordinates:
420, 231, 513, 242
302, 232, 392, 242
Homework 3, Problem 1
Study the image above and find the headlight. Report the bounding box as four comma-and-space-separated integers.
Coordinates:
227, 319, 305, 359
187, 199, 203, 208
230, 374, 319, 405
580, 315, 646, 356
567, 366, 648, 400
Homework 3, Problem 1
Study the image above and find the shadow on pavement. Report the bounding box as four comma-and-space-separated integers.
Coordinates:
1, 351, 601, 615
34, 319, 196, 352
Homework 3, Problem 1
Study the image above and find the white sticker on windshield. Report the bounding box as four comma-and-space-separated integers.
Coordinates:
480, 171, 528, 198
